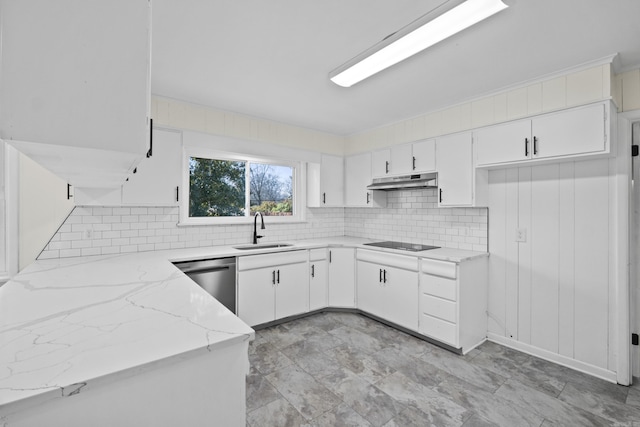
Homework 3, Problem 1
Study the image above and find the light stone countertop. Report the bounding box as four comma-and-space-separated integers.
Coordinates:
0, 236, 486, 414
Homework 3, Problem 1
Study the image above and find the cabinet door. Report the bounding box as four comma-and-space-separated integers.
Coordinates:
345, 153, 386, 208
372, 149, 391, 178
437, 132, 473, 207
328, 248, 355, 307
384, 266, 419, 331
390, 143, 413, 175
531, 103, 606, 159
122, 128, 182, 205
345, 153, 372, 207
309, 258, 328, 311
474, 120, 531, 166
412, 139, 436, 172
275, 262, 309, 319
237, 268, 275, 327
307, 155, 344, 207
320, 154, 344, 206
356, 261, 386, 318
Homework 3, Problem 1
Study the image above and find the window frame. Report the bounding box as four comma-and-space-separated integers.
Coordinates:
180, 147, 305, 225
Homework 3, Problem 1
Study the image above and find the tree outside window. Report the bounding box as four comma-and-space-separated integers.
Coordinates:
188, 157, 293, 218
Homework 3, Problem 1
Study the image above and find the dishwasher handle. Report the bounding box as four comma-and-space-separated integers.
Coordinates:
181, 265, 231, 274
173, 257, 236, 274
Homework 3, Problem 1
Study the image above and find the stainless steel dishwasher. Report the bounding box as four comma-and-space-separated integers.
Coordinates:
173, 257, 237, 314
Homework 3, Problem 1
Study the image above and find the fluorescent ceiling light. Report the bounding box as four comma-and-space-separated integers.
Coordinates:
329, 0, 509, 87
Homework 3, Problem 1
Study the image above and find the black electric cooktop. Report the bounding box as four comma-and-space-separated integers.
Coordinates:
363, 241, 440, 252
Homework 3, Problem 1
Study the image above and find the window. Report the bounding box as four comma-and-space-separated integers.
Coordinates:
182, 149, 301, 224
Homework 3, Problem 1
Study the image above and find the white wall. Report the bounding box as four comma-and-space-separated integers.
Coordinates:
151, 96, 345, 156
487, 159, 617, 380
18, 152, 74, 270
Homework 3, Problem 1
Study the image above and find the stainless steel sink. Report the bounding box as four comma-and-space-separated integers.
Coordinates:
233, 243, 294, 250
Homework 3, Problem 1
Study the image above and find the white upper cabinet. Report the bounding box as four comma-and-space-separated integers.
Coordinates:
372, 140, 436, 178
371, 149, 391, 178
0, 0, 151, 188
474, 103, 608, 167
344, 152, 386, 208
307, 154, 344, 207
390, 144, 413, 175
122, 128, 182, 206
412, 139, 437, 172
436, 132, 473, 207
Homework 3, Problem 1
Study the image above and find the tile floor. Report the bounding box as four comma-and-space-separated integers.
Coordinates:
246, 312, 640, 427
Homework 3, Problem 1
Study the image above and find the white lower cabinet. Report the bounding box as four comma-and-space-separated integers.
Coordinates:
309, 249, 328, 311
328, 247, 355, 307
419, 256, 488, 353
237, 251, 308, 327
356, 249, 419, 331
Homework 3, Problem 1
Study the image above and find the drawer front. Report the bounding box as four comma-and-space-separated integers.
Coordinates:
357, 249, 418, 272
309, 248, 327, 262
421, 274, 457, 301
238, 250, 307, 271
420, 314, 458, 347
421, 258, 456, 279
421, 294, 456, 323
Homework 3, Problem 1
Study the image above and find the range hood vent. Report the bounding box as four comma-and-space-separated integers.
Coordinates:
366, 172, 438, 191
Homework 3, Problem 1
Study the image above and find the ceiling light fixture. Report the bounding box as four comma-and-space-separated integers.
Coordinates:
329, 0, 509, 87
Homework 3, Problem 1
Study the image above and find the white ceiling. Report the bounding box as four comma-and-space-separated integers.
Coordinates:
151, 0, 640, 136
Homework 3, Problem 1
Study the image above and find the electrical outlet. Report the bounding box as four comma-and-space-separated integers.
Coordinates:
515, 228, 527, 242
84, 228, 93, 240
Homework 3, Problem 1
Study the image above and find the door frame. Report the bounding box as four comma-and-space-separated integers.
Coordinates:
617, 110, 640, 385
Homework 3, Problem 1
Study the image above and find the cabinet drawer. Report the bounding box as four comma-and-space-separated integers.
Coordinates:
309, 248, 327, 262
421, 294, 456, 322
238, 250, 307, 271
421, 274, 457, 301
421, 258, 456, 279
420, 314, 457, 347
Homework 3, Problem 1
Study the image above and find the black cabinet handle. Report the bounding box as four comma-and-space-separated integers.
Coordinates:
412, 156, 416, 170
272, 270, 276, 285
146, 118, 153, 158
379, 269, 383, 283
525, 138, 529, 157
322, 192, 326, 204
176, 186, 179, 202
277, 270, 280, 284
439, 188, 443, 203
383, 269, 387, 283
366, 192, 370, 204
329, 251, 332, 263
533, 136, 538, 155
67, 183, 73, 200
385, 161, 389, 174
311, 264, 315, 278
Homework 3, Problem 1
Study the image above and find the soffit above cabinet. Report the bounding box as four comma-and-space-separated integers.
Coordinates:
0, 0, 151, 189
10, 140, 140, 189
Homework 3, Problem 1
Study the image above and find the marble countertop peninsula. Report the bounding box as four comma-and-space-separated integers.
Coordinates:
0, 236, 486, 415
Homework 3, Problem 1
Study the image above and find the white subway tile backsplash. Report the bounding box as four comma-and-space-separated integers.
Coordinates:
39, 189, 487, 260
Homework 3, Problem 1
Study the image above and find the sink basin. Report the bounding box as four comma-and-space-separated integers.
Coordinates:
233, 243, 294, 250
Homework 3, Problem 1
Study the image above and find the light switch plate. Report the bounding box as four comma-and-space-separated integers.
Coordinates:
516, 228, 527, 242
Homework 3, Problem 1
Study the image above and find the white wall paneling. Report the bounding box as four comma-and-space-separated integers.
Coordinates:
487, 158, 617, 381
530, 165, 560, 354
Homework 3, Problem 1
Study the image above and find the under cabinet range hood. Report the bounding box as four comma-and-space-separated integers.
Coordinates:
367, 172, 437, 191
